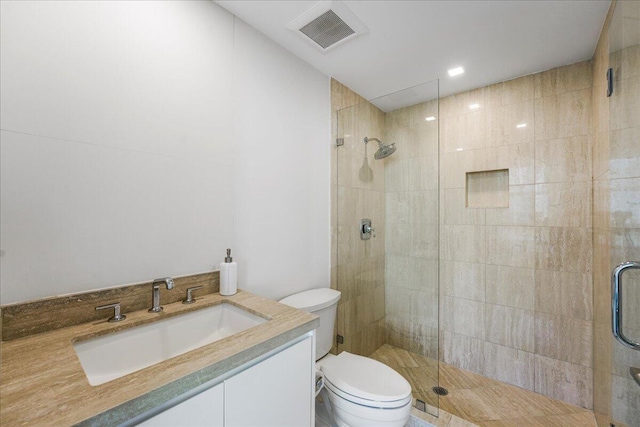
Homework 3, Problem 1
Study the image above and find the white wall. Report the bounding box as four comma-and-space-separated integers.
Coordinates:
0, 1, 330, 304
233, 19, 331, 300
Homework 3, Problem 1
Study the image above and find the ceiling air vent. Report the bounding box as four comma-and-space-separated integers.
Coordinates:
287, 1, 368, 52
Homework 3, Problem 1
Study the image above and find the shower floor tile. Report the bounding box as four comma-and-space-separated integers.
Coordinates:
370, 344, 596, 426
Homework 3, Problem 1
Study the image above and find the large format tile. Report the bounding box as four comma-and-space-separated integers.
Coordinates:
485, 185, 534, 226
534, 355, 593, 409
534, 181, 592, 228
444, 225, 486, 263
485, 101, 534, 147
535, 227, 592, 273
444, 188, 486, 226
485, 265, 535, 310
480, 341, 535, 390
611, 375, 640, 426
485, 304, 534, 352
610, 127, 640, 180
534, 312, 593, 367
535, 135, 591, 183
486, 226, 535, 268
535, 61, 592, 98
443, 261, 486, 303
534, 89, 591, 140
609, 177, 640, 228
534, 269, 592, 321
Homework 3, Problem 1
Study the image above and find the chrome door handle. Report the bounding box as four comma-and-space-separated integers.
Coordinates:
612, 261, 640, 350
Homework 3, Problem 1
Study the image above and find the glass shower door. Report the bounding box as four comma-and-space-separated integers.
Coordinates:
335, 79, 440, 416
605, 1, 640, 425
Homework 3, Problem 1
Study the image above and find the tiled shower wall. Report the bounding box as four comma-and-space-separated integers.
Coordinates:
331, 80, 387, 357
440, 61, 595, 408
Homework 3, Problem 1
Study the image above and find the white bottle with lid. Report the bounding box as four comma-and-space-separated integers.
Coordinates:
220, 248, 237, 296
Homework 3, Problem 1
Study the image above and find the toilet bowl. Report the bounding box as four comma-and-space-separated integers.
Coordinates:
279, 289, 412, 427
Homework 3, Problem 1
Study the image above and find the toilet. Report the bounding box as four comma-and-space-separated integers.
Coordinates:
279, 288, 412, 427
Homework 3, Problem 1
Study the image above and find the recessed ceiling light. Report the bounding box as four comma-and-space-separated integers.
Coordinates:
425, 116, 436, 121
456, 148, 464, 152
448, 66, 464, 77
469, 103, 480, 110
516, 123, 527, 128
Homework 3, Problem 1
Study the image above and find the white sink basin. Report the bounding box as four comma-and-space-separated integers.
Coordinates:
73, 303, 267, 386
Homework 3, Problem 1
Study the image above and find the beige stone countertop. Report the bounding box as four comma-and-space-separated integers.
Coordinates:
0, 290, 318, 426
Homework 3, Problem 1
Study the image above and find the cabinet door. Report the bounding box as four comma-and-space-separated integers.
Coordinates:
139, 382, 224, 427
225, 337, 313, 427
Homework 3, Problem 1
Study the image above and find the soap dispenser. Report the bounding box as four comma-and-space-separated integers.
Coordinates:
220, 248, 237, 296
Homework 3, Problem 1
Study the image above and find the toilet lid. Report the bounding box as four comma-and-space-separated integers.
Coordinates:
320, 352, 411, 403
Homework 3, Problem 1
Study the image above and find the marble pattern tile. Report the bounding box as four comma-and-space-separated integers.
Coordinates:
534, 269, 592, 321
534, 181, 592, 228
485, 184, 534, 226
442, 111, 487, 153
610, 126, 640, 180
534, 355, 593, 409
486, 225, 535, 268
534, 89, 591, 141
445, 188, 486, 226
485, 304, 535, 352
442, 261, 486, 303
534, 135, 591, 183
501, 75, 536, 105
535, 227, 592, 273
444, 225, 486, 263
485, 265, 534, 310
444, 297, 486, 340
609, 177, 640, 228
480, 341, 535, 390
485, 101, 534, 147
610, 75, 640, 131
534, 312, 593, 367
484, 143, 535, 185
535, 61, 592, 98
611, 375, 640, 426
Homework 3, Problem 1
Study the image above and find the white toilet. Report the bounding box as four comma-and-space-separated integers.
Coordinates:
279, 288, 412, 427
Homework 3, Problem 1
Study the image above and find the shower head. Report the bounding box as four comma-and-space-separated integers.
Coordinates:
364, 137, 397, 160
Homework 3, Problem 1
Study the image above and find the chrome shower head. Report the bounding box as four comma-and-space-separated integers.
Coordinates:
364, 137, 396, 160
374, 143, 396, 159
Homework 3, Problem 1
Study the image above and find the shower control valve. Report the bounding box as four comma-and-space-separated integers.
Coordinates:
360, 218, 376, 240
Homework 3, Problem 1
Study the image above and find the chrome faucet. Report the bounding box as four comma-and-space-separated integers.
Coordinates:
149, 277, 174, 313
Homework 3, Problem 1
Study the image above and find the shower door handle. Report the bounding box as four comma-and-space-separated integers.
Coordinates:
612, 261, 640, 350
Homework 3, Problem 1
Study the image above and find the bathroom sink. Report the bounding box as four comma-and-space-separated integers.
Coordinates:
73, 303, 267, 385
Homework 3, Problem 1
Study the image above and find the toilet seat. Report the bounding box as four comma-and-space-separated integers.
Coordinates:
320, 352, 412, 409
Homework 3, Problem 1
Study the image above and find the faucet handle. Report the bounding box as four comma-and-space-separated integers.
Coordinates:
96, 302, 126, 323
183, 286, 204, 305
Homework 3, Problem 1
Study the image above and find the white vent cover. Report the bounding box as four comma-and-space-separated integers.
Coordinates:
287, 1, 368, 52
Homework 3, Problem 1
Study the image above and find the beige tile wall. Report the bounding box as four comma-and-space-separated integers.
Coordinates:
440, 61, 595, 408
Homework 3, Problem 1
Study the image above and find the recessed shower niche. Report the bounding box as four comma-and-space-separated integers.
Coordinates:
465, 169, 509, 208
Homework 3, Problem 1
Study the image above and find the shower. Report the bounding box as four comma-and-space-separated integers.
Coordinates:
364, 136, 396, 159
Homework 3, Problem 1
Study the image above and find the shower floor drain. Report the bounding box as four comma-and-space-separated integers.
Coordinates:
432, 386, 449, 396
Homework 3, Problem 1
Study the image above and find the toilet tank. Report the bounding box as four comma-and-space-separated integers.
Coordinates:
279, 288, 341, 361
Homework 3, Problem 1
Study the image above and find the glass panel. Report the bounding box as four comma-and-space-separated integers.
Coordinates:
607, 0, 640, 424
335, 79, 440, 416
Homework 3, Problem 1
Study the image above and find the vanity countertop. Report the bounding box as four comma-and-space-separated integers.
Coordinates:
0, 290, 318, 426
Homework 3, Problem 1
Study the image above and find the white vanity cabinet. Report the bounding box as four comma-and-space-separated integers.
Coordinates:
225, 335, 313, 426
139, 383, 224, 427
136, 334, 314, 427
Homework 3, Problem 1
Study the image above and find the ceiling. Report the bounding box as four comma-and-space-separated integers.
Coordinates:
216, 0, 611, 104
